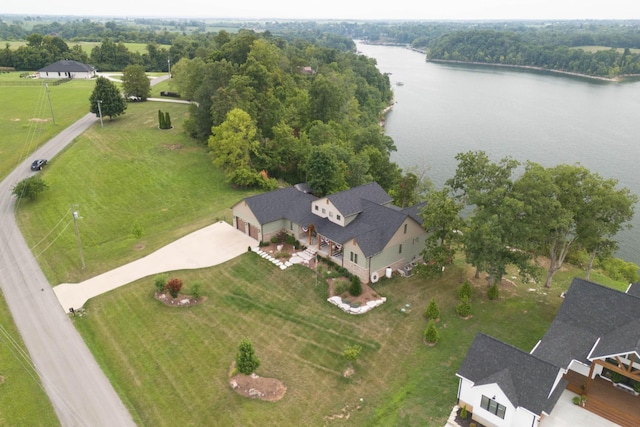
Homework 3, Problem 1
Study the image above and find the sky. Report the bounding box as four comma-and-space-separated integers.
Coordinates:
3, 0, 640, 21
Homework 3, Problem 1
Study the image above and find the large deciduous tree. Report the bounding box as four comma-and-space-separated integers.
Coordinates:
446, 151, 524, 285
89, 76, 127, 120
513, 163, 636, 287
122, 64, 150, 100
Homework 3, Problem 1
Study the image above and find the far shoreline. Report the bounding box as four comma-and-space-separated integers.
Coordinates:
356, 40, 640, 83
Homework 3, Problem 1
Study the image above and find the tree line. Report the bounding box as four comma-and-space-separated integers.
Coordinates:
168, 29, 407, 195
420, 151, 638, 288
427, 29, 640, 78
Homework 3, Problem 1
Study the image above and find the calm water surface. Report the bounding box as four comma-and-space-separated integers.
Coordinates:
356, 41, 640, 265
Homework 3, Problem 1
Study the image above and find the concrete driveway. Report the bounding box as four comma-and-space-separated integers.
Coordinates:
54, 221, 257, 310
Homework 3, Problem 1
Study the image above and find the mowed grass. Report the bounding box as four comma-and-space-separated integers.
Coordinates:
0, 75, 94, 180
16, 101, 258, 284
0, 293, 59, 426
71, 252, 617, 426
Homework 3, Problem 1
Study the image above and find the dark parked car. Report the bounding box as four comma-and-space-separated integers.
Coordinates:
31, 159, 47, 171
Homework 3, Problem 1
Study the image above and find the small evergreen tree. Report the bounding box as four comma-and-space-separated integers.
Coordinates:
164, 111, 172, 128
235, 339, 260, 375
158, 109, 164, 128
487, 283, 499, 300
349, 275, 362, 296
458, 280, 473, 300
424, 297, 440, 320
456, 296, 472, 318
424, 320, 440, 344
165, 277, 183, 298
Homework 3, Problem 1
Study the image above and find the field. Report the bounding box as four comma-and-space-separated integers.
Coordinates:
574, 45, 640, 54
0, 73, 95, 180
0, 41, 170, 54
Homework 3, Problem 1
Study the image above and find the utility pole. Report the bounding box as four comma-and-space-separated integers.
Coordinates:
97, 99, 103, 128
45, 83, 56, 125
71, 204, 85, 269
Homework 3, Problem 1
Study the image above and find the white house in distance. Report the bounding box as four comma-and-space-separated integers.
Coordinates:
231, 182, 428, 283
456, 278, 640, 427
38, 60, 96, 79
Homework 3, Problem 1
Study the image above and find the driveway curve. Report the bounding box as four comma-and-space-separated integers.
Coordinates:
54, 221, 257, 310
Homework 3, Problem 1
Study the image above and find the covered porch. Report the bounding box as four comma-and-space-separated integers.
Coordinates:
299, 225, 344, 263
563, 370, 640, 427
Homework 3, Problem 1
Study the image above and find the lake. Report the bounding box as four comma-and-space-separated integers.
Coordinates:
356, 41, 640, 266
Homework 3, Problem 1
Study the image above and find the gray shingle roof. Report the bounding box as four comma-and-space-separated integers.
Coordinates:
627, 282, 640, 298
532, 278, 640, 367
241, 187, 317, 225
39, 60, 96, 73
239, 183, 424, 258
326, 182, 392, 217
458, 333, 566, 416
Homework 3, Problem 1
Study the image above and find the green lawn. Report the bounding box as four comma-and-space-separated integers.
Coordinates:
0, 293, 59, 426
16, 101, 257, 284
71, 252, 623, 426
0, 75, 94, 180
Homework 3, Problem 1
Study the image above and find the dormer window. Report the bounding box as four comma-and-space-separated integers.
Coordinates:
404, 223, 408, 234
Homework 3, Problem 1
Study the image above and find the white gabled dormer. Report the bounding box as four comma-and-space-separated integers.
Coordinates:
311, 197, 346, 227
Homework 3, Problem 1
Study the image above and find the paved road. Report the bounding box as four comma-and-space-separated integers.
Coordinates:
0, 113, 136, 426
0, 74, 174, 426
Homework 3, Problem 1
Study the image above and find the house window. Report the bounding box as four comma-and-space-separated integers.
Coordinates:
322, 208, 326, 214
399, 244, 402, 254
337, 215, 341, 221
290, 221, 293, 230
404, 223, 408, 234
350, 252, 358, 264
481, 395, 506, 419
329, 211, 333, 217
315, 205, 319, 211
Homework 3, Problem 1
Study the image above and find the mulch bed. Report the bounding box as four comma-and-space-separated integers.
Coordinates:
455, 407, 486, 427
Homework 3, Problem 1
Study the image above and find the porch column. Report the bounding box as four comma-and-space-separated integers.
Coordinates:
585, 361, 597, 394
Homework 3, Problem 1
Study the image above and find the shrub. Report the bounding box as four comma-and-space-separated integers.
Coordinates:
12, 176, 48, 200
342, 344, 362, 365
460, 405, 468, 419
424, 298, 440, 320
235, 339, 260, 375
285, 234, 296, 245
572, 396, 581, 405
349, 275, 362, 296
456, 297, 471, 318
487, 284, 499, 300
424, 320, 439, 344
334, 280, 349, 295
190, 281, 202, 299
165, 278, 183, 298
154, 274, 168, 293
458, 280, 472, 300
270, 236, 279, 244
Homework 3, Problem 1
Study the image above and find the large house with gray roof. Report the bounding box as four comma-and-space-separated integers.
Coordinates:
457, 278, 640, 427
231, 182, 428, 283
38, 60, 96, 79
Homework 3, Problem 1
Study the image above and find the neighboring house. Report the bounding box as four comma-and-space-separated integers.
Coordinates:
38, 60, 96, 79
457, 278, 640, 427
232, 182, 428, 283
457, 334, 566, 427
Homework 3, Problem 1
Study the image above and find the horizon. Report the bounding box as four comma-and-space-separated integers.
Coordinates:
3, 1, 640, 22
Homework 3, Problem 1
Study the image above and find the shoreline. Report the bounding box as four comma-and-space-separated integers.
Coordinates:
356, 40, 640, 82
426, 58, 631, 82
